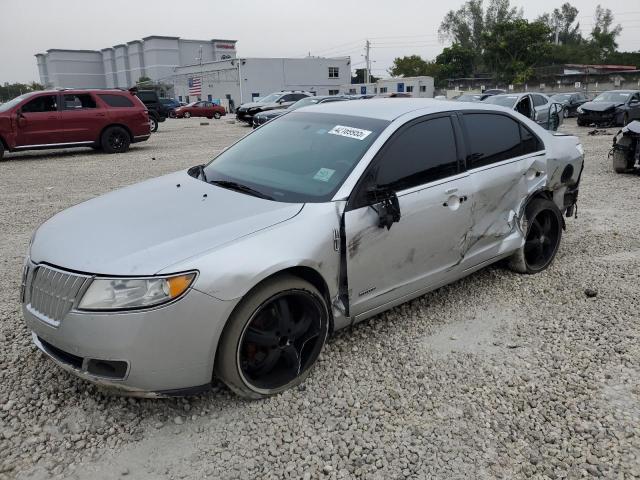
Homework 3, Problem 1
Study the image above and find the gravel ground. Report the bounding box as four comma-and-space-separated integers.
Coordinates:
0, 117, 638, 480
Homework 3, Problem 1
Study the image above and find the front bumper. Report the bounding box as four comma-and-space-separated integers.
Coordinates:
235, 110, 255, 122
578, 110, 619, 126
22, 264, 238, 395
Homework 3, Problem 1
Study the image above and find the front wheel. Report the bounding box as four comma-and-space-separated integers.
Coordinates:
184, 112, 191, 119
101, 126, 131, 154
149, 117, 158, 133
622, 113, 630, 127
509, 199, 563, 274
215, 275, 329, 399
0, 142, 5, 161
213, 112, 221, 120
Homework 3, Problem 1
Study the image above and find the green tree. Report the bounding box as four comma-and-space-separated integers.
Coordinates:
482, 19, 552, 84
351, 68, 379, 84
0, 82, 44, 102
436, 44, 475, 79
439, 0, 522, 60
136, 76, 152, 85
388, 55, 431, 77
590, 5, 622, 60
537, 3, 582, 45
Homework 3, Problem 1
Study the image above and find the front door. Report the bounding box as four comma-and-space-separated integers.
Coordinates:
58, 93, 104, 143
15, 94, 60, 146
344, 115, 473, 317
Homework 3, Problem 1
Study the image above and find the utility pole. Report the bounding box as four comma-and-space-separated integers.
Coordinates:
364, 40, 371, 85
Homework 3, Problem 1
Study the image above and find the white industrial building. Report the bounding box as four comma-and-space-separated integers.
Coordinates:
35, 36, 238, 89
345, 76, 435, 97
172, 57, 351, 111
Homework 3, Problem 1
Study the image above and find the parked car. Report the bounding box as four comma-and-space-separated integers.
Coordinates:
252, 95, 349, 127
159, 98, 181, 117
577, 90, 640, 127
22, 99, 583, 398
0, 89, 150, 160
455, 93, 484, 102
550, 92, 589, 118
174, 101, 226, 119
484, 93, 563, 130
235, 91, 311, 123
133, 89, 168, 132
611, 120, 640, 173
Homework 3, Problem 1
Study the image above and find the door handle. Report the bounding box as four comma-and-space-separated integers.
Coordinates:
445, 187, 458, 195
47, 116, 57, 120
96, 113, 106, 117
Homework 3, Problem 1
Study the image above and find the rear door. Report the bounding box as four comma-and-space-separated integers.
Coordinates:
459, 112, 546, 267
344, 114, 473, 317
58, 93, 104, 143
15, 94, 60, 146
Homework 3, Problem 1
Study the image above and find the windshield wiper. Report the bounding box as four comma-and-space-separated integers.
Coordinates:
210, 180, 274, 200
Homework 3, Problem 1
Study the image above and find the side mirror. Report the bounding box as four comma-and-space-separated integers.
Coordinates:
366, 186, 401, 230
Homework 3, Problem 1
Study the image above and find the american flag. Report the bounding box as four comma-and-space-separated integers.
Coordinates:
188, 77, 202, 96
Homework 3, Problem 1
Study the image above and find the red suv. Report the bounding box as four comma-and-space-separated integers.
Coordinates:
0, 89, 151, 160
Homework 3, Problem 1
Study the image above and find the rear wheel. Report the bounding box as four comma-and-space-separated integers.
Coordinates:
149, 117, 158, 133
214, 112, 222, 120
0, 141, 5, 161
101, 126, 131, 154
215, 275, 329, 399
184, 112, 191, 119
509, 199, 563, 274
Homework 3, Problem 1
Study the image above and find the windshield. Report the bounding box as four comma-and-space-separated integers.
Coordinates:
551, 94, 572, 102
484, 95, 519, 108
0, 93, 35, 112
592, 92, 631, 103
258, 93, 282, 103
289, 97, 321, 110
202, 112, 389, 203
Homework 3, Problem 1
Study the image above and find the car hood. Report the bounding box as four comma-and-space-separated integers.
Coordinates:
238, 101, 266, 110
581, 101, 623, 112
259, 109, 287, 119
30, 171, 303, 276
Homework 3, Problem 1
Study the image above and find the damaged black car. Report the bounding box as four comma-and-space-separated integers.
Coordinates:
577, 90, 640, 127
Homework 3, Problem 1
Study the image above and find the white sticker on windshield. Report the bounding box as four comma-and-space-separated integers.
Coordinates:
313, 168, 336, 182
328, 125, 372, 141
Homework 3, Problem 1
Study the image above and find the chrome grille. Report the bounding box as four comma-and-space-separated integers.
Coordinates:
26, 265, 89, 326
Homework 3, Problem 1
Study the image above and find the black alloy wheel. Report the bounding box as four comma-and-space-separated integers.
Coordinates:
215, 275, 329, 399
508, 198, 563, 274
239, 291, 325, 392
523, 209, 561, 271
100, 126, 130, 154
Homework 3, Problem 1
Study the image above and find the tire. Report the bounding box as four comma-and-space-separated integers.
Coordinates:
509, 199, 563, 274
622, 113, 630, 127
206, 116, 213, 120
214, 112, 221, 120
563, 108, 569, 119
184, 112, 191, 119
100, 126, 131, 154
577, 118, 586, 127
0, 141, 5, 161
149, 117, 158, 133
215, 274, 329, 399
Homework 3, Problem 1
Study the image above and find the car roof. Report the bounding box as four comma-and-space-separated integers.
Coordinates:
299, 98, 519, 121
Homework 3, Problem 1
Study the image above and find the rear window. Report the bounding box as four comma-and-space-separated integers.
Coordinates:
462, 113, 542, 168
98, 94, 135, 108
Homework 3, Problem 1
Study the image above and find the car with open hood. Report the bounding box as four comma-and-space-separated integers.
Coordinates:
22, 99, 584, 399
235, 91, 311, 123
577, 90, 640, 127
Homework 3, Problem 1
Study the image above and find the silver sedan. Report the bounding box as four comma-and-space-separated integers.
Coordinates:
22, 99, 584, 398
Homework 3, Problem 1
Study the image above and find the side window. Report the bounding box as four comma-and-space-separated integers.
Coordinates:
292, 94, 308, 101
520, 124, 544, 155
98, 94, 134, 108
462, 113, 523, 168
21, 95, 58, 113
63, 94, 96, 110
375, 117, 459, 191
532, 95, 548, 107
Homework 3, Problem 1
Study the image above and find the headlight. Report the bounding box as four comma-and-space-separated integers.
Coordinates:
577, 107, 584, 114
77, 272, 196, 311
